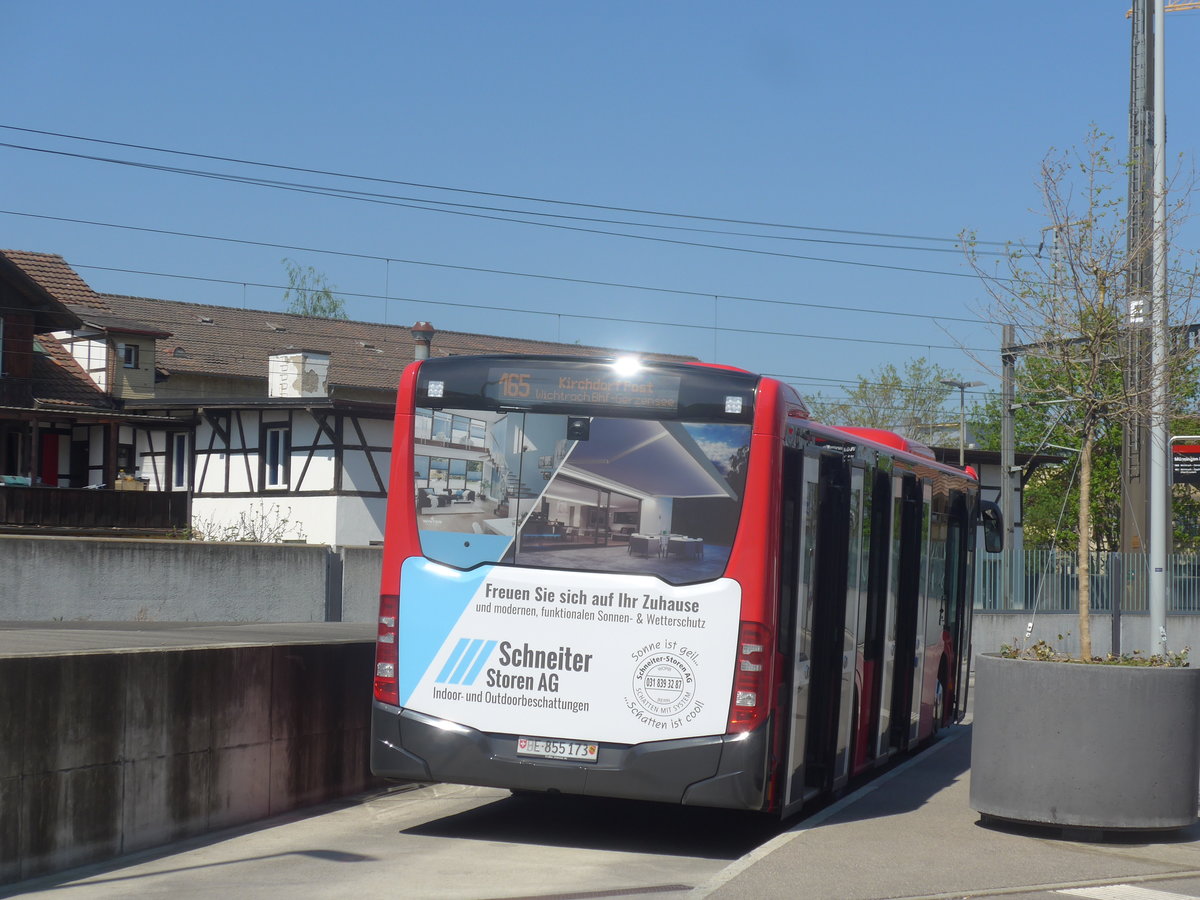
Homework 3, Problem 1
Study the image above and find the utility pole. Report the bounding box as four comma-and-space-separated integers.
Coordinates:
1114, 0, 1161, 657
940, 379, 984, 467
1122, 0, 1154, 566
1149, 0, 1169, 657
1001, 326, 1017, 611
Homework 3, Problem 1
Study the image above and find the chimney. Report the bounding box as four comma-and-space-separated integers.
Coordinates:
268, 349, 330, 398
411, 321, 435, 360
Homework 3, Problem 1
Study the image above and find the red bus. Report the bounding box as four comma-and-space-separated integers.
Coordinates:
371, 354, 999, 815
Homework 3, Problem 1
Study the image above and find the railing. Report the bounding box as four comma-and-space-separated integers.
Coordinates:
0, 485, 189, 532
976, 549, 1200, 613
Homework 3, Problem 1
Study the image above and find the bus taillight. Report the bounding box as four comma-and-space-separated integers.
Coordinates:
374, 593, 400, 705
728, 621, 770, 733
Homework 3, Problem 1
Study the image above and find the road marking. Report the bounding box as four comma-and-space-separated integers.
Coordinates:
1058, 887, 1200, 900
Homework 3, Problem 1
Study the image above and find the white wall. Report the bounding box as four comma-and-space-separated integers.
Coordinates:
639, 496, 673, 534
334, 496, 388, 547
190, 495, 387, 546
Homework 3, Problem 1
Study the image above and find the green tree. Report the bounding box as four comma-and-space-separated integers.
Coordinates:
281, 258, 348, 319
806, 357, 962, 446
969, 387, 1123, 551
963, 127, 1199, 657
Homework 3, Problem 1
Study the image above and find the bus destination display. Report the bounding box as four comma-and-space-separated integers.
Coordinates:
487, 366, 681, 411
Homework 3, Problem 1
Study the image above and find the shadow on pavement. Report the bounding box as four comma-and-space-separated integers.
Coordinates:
403, 791, 785, 860
801, 725, 974, 826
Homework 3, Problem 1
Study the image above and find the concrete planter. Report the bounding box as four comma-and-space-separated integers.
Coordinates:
970, 652, 1200, 831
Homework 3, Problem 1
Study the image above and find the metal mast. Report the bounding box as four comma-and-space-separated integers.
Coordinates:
1122, 0, 1154, 557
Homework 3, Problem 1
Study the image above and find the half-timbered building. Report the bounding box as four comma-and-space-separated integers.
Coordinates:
0, 249, 694, 544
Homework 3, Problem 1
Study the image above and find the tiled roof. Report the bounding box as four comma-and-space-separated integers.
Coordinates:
101, 294, 697, 394
427, 329, 693, 361
31, 335, 115, 409
0, 250, 112, 313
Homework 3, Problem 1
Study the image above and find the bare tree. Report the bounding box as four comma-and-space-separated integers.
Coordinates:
963, 127, 1199, 658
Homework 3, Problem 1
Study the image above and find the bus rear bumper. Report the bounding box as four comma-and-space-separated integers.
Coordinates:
371, 702, 770, 811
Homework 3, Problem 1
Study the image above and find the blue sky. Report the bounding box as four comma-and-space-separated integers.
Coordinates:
5, 2, 1200, 414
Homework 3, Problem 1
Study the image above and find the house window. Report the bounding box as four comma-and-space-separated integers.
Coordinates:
121, 343, 139, 369
263, 425, 289, 489
116, 443, 135, 476
0, 316, 5, 375
171, 433, 189, 490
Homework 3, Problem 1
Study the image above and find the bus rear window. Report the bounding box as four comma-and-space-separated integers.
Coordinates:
413, 410, 751, 584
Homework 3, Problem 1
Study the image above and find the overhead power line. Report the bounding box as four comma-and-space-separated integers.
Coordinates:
0, 209, 999, 327
0, 142, 1009, 274
0, 123, 1019, 248
0, 284, 993, 355
0, 139, 1008, 257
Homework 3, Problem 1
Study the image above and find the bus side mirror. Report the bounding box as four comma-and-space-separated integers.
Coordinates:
980, 500, 1003, 553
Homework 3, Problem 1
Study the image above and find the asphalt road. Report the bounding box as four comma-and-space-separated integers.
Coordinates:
12, 712, 1200, 900
6, 780, 785, 899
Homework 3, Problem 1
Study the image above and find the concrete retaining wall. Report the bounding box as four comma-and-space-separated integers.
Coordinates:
0, 536, 383, 624
340, 545, 384, 624
0, 641, 378, 885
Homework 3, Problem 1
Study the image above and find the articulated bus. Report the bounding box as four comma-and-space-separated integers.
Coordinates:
371, 354, 1000, 816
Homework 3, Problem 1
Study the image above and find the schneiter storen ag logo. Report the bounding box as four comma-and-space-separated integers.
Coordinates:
630, 648, 697, 717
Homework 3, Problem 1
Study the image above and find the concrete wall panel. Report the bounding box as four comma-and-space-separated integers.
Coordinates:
0, 536, 330, 622
211, 743, 271, 830
1, 642, 379, 887
24, 655, 124, 773
124, 652, 213, 761
211, 647, 273, 747
23, 765, 124, 879
122, 752, 212, 854
341, 545, 383, 624
0, 536, 385, 624
0, 659, 26, 780
0, 776, 20, 883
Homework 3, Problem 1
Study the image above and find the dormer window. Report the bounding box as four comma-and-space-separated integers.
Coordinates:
121, 343, 139, 369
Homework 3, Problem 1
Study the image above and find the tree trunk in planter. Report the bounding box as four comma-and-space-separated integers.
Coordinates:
970, 653, 1200, 831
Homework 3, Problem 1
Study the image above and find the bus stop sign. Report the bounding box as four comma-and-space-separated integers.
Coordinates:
1173, 444, 1200, 486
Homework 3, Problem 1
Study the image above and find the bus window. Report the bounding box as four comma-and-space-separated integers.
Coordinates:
414, 409, 752, 585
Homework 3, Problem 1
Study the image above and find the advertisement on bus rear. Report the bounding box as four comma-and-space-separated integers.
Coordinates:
398, 560, 741, 745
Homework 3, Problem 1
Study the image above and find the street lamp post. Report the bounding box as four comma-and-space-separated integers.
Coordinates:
941, 379, 984, 467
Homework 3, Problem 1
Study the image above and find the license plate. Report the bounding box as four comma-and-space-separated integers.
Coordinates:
517, 736, 598, 762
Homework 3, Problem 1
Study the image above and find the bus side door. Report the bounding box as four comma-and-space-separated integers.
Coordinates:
779, 448, 819, 814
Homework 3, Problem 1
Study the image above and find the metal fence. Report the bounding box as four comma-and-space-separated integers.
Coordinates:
975, 549, 1200, 613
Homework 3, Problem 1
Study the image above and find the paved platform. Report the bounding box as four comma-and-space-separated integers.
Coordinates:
700, 724, 1200, 900
0, 621, 374, 656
